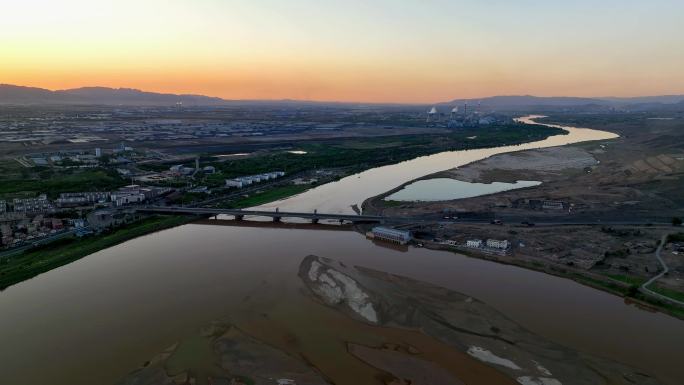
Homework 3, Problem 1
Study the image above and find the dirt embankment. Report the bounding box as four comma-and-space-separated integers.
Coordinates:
437, 146, 598, 184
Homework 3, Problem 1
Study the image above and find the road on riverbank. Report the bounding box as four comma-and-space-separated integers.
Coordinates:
641, 234, 684, 307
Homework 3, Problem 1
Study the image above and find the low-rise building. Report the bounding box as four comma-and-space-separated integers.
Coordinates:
225, 179, 244, 188
369, 227, 412, 245
466, 239, 483, 248
542, 200, 565, 210
111, 185, 170, 206
225, 171, 285, 188
112, 193, 145, 206
486, 239, 510, 250
13, 194, 54, 214
56, 192, 111, 207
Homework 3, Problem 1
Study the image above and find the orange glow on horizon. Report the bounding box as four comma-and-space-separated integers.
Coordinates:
1, 0, 683, 103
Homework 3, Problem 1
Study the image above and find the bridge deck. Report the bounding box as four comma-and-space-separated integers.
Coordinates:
138, 206, 390, 222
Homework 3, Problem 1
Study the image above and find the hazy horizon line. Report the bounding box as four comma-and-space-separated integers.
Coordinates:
3, 82, 684, 106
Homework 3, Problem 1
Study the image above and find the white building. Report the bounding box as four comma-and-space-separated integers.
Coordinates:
13, 194, 54, 213
543, 200, 565, 210
466, 239, 483, 248
112, 193, 145, 207
370, 227, 412, 245
56, 192, 111, 207
225, 179, 244, 188
486, 239, 510, 250
225, 171, 285, 189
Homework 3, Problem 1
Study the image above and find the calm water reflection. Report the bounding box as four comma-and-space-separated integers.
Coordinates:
385, 179, 542, 202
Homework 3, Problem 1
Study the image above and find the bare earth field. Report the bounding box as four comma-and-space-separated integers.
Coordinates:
365, 114, 684, 299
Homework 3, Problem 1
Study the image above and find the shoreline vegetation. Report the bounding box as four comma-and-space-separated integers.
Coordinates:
0, 215, 193, 290
416, 240, 684, 320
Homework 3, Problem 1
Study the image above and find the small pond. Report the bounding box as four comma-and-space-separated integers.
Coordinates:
385, 178, 541, 202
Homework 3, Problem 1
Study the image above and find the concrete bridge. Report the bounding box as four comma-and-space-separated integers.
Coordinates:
138, 206, 393, 224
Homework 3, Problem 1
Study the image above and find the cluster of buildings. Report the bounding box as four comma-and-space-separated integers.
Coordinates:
0, 215, 89, 249
225, 171, 285, 188
24, 143, 143, 169
467, 238, 510, 252
440, 237, 511, 255
425, 104, 510, 128
10, 194, 54, 214
111, 185, 171, 207
0, 184, 170, 250
169, 158, 216, 176
0, 107, 355, 148
28, 151, 100, 168
513, 199, 569, 211
56, 192, 111, 208
1, 186, 169, 218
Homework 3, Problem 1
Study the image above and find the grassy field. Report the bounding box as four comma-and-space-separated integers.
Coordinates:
225, 184, 311, 208
649, 285, 684, 303
604, 273, 646, 286
0, 168, 127, 199
0, 215, 192, 290
667, 233, 684, 242
0, 158, 26, 179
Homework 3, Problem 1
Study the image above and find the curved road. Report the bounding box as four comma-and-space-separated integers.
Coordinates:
640, 235, 684, 306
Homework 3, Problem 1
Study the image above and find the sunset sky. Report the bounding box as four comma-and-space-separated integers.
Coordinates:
1, 0, 683, 103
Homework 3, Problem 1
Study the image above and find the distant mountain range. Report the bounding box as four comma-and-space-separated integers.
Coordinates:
441, 95, 684, 109
1, 83, 683, 108
0, 84, 226, 106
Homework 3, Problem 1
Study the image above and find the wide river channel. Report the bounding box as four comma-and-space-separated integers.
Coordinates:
1, 117, 683, 385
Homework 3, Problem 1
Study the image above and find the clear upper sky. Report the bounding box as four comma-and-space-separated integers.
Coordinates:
1, 0, 682, 103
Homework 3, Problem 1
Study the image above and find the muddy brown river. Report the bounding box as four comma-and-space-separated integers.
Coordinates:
1, 117, 682, 385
